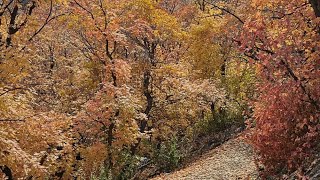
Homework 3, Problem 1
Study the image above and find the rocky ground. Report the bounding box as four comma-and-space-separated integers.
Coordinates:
151, 136, 258, 180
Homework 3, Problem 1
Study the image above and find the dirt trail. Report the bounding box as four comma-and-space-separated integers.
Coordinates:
151, 137, 258, 180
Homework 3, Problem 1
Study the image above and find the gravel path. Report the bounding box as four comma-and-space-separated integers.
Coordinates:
151, 137, 258, 180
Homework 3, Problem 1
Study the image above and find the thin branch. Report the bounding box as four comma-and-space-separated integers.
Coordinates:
204, 0, 244, 24
0, 0, 14, 17
19, 0, 67, 51
265, 3, 309, 19
0, 87, 24, 96
98, 0, 108, 30
0, 114, 40, 123
73, 0, 107, 37
28, 0, 53, 42
0, 119, 25, 122
0, 83, 44, 97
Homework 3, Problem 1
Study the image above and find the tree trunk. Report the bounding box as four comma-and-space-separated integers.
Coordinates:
140, 70, 153, 133
105, 39, 118, 174
309, 0, 320, 17
0, 166, 13, 180
210, 101, 215, 117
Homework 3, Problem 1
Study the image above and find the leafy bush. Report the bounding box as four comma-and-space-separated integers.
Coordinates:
155, 137, 182, 172
90, 165, 111, 180
197, 109, 245, 135
249, 82, 320, 177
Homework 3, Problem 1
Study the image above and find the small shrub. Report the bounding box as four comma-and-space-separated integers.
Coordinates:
155, 136, 182, 172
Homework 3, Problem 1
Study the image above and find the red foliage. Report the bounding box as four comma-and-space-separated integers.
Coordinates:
241, 0, 320, 176
250, 81, 319, 174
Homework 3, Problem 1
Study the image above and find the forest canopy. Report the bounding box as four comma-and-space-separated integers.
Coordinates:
0, 0, 319, 179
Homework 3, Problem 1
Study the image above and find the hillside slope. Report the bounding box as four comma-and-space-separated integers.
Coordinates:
151, 137, 258, 180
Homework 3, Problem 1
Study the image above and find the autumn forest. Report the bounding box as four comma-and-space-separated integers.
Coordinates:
0, 0, 319, 179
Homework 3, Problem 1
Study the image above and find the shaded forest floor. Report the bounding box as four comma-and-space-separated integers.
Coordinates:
151, 135, 258, 180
